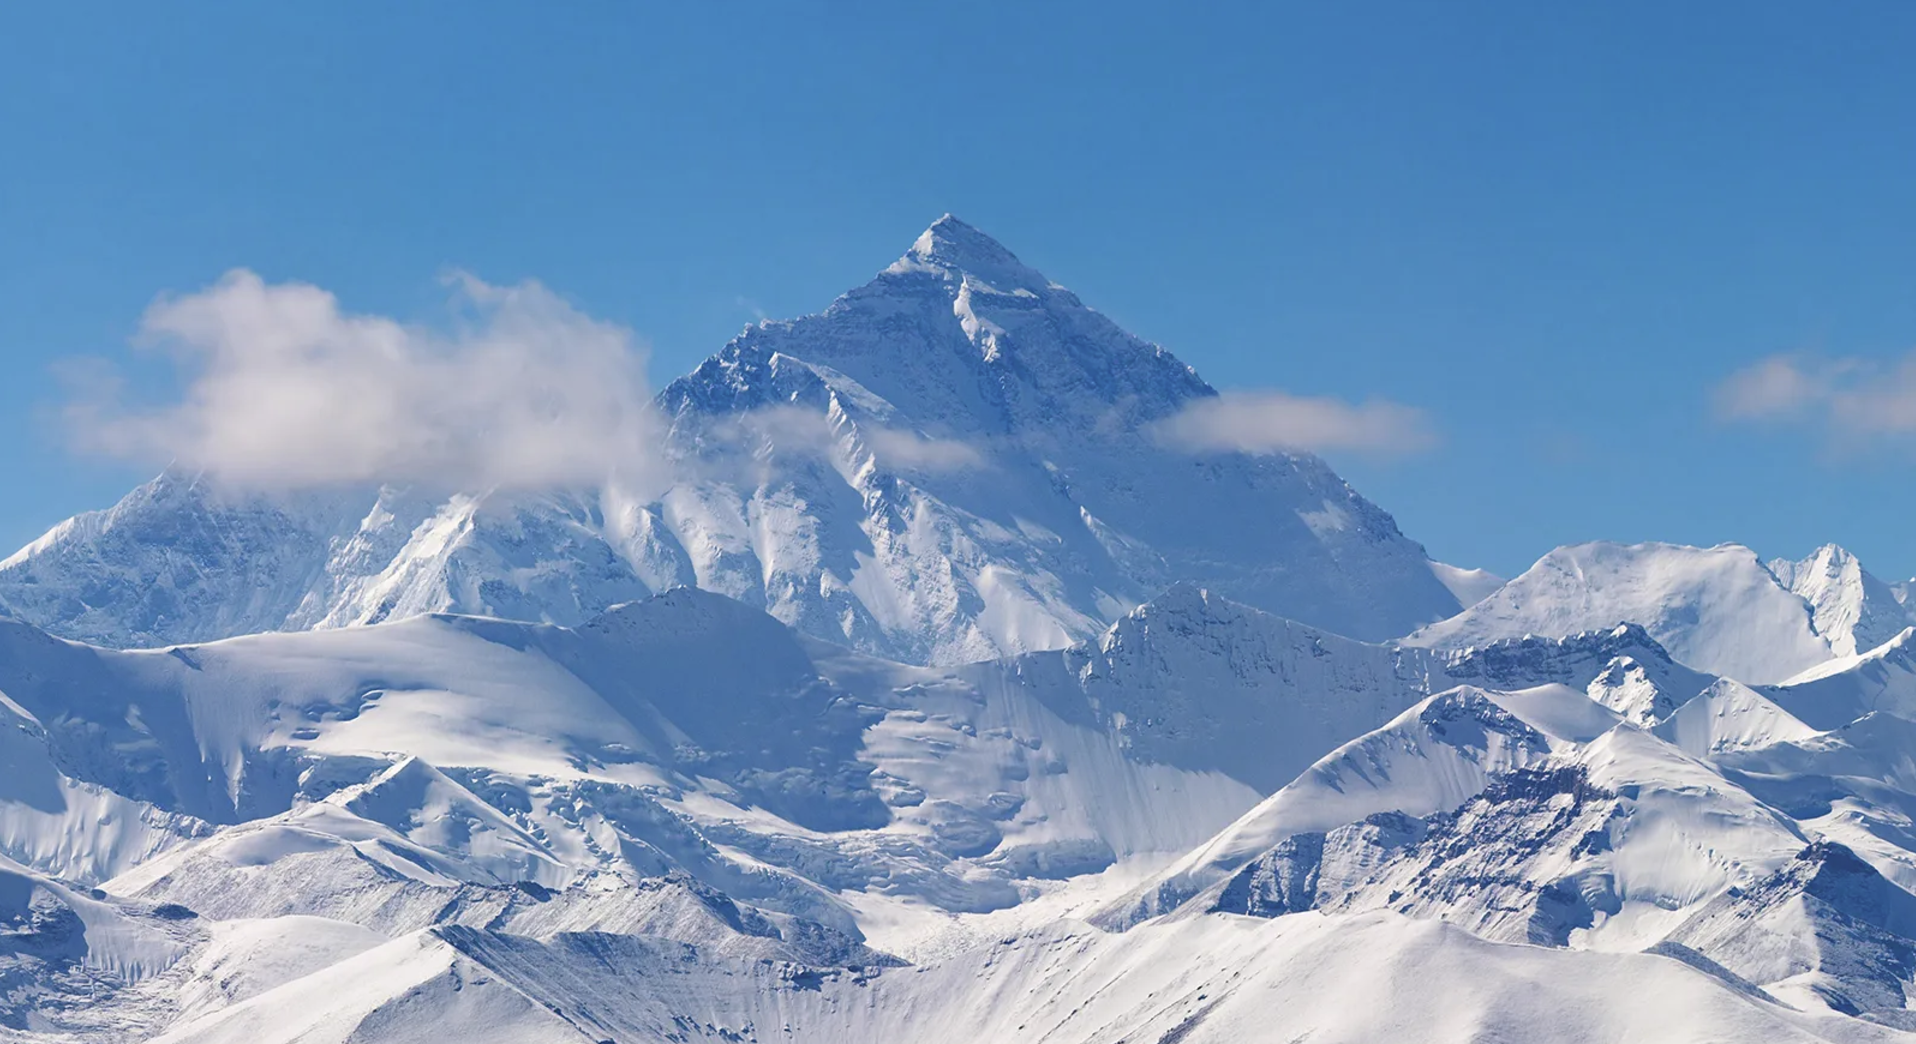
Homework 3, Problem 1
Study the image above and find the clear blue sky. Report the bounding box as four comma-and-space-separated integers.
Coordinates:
4, 3, 1915, 578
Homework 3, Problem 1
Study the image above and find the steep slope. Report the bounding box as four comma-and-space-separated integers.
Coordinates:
1435, 622, 1719, 725
1432, 560, 1506, 606
1654, 678, 1820, 757
1095, 684, 1595, 929
1407, 541, 1834, 683
7, 570, 1916, 1038
0, 217, 1460, 662
0, 852, 206, 1037
2, 588, 1441, 938
1766, 629, 1916, 729
1096, 653, 1916, 1024
1773, 546, 1915, 659
984, 583, 1430, 794
1667, 841, 1916, 1016
151, 914, 1905, 1044
0, 479, 660, 651
655, 215, 1461, 659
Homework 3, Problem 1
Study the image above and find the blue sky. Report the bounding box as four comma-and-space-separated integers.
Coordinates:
4, 3, 1916, 578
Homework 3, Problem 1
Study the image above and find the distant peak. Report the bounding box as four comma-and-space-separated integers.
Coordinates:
1808, 543, 1860, 568
896, 214, 1050, 291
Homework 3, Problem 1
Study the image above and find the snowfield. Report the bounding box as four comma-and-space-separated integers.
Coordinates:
6, 219, 1916, 1041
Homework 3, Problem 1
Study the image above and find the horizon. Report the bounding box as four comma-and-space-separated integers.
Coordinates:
6, 4, 1916, 580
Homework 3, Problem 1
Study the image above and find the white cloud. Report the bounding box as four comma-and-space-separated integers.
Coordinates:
1150, 390, 1436, 457
735, 295, 770, 323
64, 269, 670, 493
1713, 355, 1838, 421
1715, 351, 1916, 438
862, 424, 988, 472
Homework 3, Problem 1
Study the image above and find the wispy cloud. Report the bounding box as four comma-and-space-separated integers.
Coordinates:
1714, 351, 1916, 439
1150, 390, 1436, 458
64, 269, 670, 493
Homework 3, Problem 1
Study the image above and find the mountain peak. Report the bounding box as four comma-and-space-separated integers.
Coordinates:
896, 214, 1049, 291
1770, 543, 1912, 659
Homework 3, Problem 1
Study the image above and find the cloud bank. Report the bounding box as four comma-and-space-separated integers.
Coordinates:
1151, 390, 1436, 457
1715, 351, 1916, 439
66, 270, 669, 493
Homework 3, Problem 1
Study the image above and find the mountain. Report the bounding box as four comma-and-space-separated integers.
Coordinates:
0, 216, 1462, 663
1097, 669, 1916, 1026
1406, 542, 1842, 684
150, 913, 1900, 1044
1772, 545, 1915, 659
6, 582, 1916, 1039
0, 586, 1455, 1040
17, 216, 1916, 1041
1762, 629, 1916, 730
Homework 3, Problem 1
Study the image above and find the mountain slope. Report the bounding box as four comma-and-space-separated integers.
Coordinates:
1432, 560, 1506, 606
5, 578, 1916, 1038
1772, 546, 1915, 660
152, 914, 1904, 1044
1407, 542, 1835, 683
1, 587, 1448, 940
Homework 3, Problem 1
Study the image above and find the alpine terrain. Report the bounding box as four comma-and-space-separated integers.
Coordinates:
5, 220, 1916, 1042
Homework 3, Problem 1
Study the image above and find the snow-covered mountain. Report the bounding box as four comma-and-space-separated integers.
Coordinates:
1098, 672, 1916, 1025
3, 580, 1914, 1040
3, 582, 1916, 1034
1773, 545, 1916, 659
1407, 541, 1916, 685
0, 216, 1462, 664
0, 587, 1407, 1039
14, 217, 1916, 1041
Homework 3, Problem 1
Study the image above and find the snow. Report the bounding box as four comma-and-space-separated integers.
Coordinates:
1772, 545, 1915, 659
1655, 678, 1819, 757
151, 913, 1908, 1044
1431, 559, 1507, 606
1768, 628, 1916, 728
8, 217, 1916, 1040
1096, 685, 1571, 928
7, 576, 1916, 1039
1408, 541, 1837, 683
1, 217, 1460, 662
172, 916, 387, 1022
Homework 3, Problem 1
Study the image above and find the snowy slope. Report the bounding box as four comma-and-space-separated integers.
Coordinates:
151, 913, 1904, 1044
654, 216, 1463, 658
985, 582, 1430, 793
0, 217, 1460, 663
4, 577, 1916, 1037
13, 217, 1916, 1041
1773, 546, 1916, 659
1097, 684, 1588, 928
1766, 628, 1916, 729
1093, 657, 1916, 1025
1432, 560, 1506, 606
0, 587, 1449, 949
1407, 541, 1837, 683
